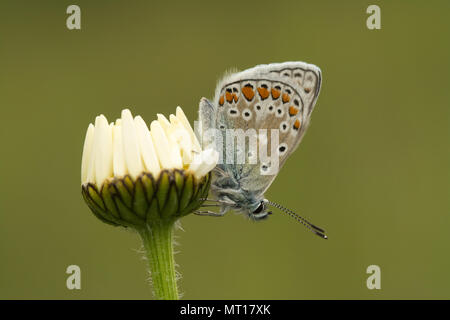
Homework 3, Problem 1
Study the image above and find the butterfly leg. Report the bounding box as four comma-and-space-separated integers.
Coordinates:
199, 198, 234, 206
194, 210, 226, 217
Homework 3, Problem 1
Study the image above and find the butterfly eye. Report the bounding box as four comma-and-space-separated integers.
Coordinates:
253, 202, 265, 214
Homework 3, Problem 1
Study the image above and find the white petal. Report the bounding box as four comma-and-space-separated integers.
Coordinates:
157, 113, 171, 131
86, 132, 96, 185
157, 114, 183, 169
190, 148, 218, 179
170, 114, 193, 166
121, 109, 143, 179
203, 148, 219, 166
188, 153, 202, 174
150, 120, 175, 169
134, 116, 161, 176
112, 121, 127, 177
176, 106, 201, 152
93, 115, 113, 187
81, 123, 95, 184
169, 114, 178, 125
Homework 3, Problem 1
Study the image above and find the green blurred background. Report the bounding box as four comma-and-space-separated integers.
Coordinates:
0, 0, 449, 299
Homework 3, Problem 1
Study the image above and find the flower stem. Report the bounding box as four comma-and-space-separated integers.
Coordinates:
138, 220, 179, 300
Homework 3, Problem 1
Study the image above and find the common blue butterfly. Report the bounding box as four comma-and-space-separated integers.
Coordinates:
196, 62, 327, 238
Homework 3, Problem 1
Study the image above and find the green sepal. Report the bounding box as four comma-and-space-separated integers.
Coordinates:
178, 173, 194, 212
115, 177, 133, 208
173, 170, 185, 197
146, 195, 160, 224
82, 185, 119, 226
199, 172, 211, 200
133, 177, 148, 219
101, 183, 121, 220
122, 175, 135, 193
179, 173, 210, 216
141, 174, 155, 203
181, 177, 201, 216
87, 184, 105, 211
156, 171, 170, 212
112, 194, 145, 228
161, 183, 179, 220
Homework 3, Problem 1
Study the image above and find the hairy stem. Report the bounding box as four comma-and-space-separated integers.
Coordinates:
138, 220, 178, 300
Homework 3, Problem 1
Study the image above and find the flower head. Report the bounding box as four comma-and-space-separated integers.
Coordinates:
81, 107, 218, 229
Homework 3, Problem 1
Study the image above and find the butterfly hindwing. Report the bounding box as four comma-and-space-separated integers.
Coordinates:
203, 62, 322, 198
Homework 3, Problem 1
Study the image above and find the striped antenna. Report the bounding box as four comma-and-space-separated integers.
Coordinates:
265, 200, 328, 239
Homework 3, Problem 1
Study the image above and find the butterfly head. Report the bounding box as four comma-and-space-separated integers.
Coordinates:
248, 199, 272, 220
216, 188, 271, 220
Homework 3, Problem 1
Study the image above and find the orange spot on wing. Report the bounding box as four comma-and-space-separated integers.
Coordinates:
271, 88, 281, 99
257, 87, 270, 100
293, 119, 301, 130
282, 93, 290, 103
242, 86, 255, 101
225, 91, 233, 103
219, 95, 224, 106
233, 93, 239, 102
289, 106, 299, 116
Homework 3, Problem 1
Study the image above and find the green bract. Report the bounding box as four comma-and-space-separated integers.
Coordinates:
82, 170, 211, 229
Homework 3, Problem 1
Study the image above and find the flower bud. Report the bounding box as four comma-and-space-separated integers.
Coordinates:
81, 108, 217, 229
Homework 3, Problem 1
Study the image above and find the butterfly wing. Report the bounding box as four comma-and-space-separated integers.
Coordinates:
201, 61, 322, 199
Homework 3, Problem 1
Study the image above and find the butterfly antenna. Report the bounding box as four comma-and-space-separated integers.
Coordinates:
199, 198, 234, 205
265, 200, 328, 239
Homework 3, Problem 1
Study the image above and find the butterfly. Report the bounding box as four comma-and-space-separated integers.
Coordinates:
195, 62, 327, 239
